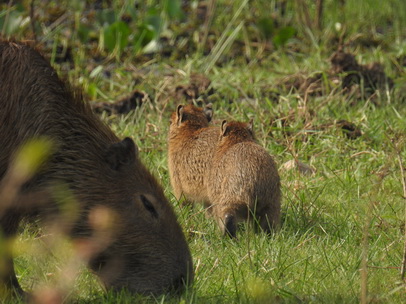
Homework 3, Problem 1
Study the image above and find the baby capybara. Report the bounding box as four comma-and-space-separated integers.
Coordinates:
0, 41, 193, 297
168, 104, 218, 208
207, 120, 281, 238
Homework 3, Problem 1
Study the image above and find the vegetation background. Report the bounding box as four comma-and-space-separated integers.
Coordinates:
0, 0, 405, 303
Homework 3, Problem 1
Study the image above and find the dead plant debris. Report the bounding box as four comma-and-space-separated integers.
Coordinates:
174, 73, 214, 102
280, 49, 393, 100
335, 119, 362, 139
281, 72, 336, 97
330, 49, 393, 92
269, 107, 362, 142
281, 159, 316, 176
92, 90, 148, 115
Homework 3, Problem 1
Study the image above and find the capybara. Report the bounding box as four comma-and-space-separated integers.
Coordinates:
0, 41, 193, 297
167, 104, 218, 208
207, 120, 281, 238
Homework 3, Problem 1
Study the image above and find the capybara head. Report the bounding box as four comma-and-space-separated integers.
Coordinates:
83, 137, 194, 295
0, 41, 193, 297
170, 103, 213, 130
219, 120, 255, 143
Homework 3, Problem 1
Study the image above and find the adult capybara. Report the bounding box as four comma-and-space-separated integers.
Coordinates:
167, 104, 218, 208
207, 120, 281, 238
0, 41, 193, 297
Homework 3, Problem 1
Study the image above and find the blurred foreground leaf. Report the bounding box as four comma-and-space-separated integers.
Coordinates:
165, 0, 184, 20
103, 21, 130, 53
12, 137, 54, 181
258, 17, 275, 40
273, 26, 296, 47
0, 5, 28, 36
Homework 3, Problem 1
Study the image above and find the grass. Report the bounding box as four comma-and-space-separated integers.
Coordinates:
1, 0, 406, 303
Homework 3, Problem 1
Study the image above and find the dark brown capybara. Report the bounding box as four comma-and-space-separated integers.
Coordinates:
207, 120, 281, 238
167, 104, 218, 208
0, 41, 193, 297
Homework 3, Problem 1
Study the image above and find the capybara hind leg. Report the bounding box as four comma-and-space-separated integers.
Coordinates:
225, 214, 237, 238
257, 208, 280, 234
218, 213, 236, 238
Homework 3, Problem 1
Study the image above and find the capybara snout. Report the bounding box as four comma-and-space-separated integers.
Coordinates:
87, 180, 194, 295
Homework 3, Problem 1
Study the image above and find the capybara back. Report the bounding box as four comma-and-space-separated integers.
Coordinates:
207, 120, 281, 237
168, 104, 218, 207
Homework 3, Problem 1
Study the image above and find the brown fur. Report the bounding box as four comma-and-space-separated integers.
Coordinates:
0, 41, 193, 297
207, 120, 281, 237
167, 104, 218, 208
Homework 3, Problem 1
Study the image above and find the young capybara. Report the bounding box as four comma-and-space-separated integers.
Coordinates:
207, 120, 281, 238
167, 104, 218, 208
0, 41, 193, 297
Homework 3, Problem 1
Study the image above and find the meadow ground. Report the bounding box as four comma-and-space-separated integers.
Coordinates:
1, 0, 405, 303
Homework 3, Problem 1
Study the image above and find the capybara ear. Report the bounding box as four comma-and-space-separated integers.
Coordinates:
221, 120, 229, 136
176, 105, 184, 126
204, 103, 213, 122
105, 137, 138, 170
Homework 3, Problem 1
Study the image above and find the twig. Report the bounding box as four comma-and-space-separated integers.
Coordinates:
368, 266, 400, 270
30, 0, 37, 42
1, 0, 14, 37
385, 131, 406, 282
350, 151, 377, 158
315, 0, 324, 30
360, 203, 373, 303
200, 0, 217, 53
360, 157, 389, 303
204, 0, 248, 73
396, 144, 406, 281
296, 0, 313, 30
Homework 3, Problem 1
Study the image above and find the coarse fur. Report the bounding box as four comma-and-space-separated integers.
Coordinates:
207, 120, 281, 238
167, 104, 218, 208
0, 41, 193, 297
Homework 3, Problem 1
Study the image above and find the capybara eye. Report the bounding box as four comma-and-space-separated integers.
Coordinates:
140, 194, 158, 218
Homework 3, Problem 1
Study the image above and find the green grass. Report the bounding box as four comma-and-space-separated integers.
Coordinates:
1, 0, 406, 303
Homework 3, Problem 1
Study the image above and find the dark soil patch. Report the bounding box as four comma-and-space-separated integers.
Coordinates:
268, 106, 316, 142
279, 49, 393, 101
317, 119, 362, 140
330, 49, 393, 93
269, 107, 362, 142
280, 72, 336, 97
92, 90, 148, 115
335, 119, 362, 139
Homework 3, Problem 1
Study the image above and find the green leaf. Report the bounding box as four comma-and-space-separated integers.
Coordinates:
146, 12, 163, 35
77, 23, 90, 43
89, 66, 104, 79
257, 17, 274, 40
133, 23, 156, 52
87, 83, 98, 99
103, 21, 130, 52
13, 138, 54, 180
96, 8, 116, 26
165, 0, 184, 20
273, 26, 296, 47
0, 10, 26, 35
